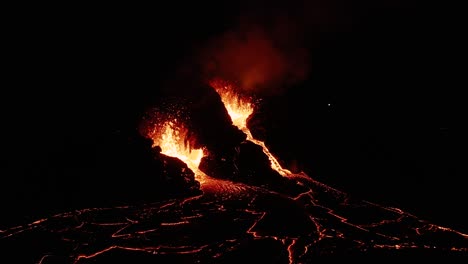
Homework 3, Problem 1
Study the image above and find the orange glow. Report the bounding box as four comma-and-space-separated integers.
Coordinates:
209, 78, 293, 177
147, 119, 207, 183
202, 25, 309, 94
209, 78, 254, 129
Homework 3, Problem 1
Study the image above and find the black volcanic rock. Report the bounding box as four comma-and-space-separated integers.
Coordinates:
183, 83, 247, 181
153, 148, 201, 197
187, 83, 246, 154
0, 130, 201, 228
86, 130, 201, 206
237, 141, 277, 181
199, 154, 239, 180
235, 141, 306, 195
199, 139, 308, 197
246, 98, 305, 174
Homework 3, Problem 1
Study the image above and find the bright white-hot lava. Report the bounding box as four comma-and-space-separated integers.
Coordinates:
209, 78, 293, 177
147, 119, 207, 183
210, 79, 255, 129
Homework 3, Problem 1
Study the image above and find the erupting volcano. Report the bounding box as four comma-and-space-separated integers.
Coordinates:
3, 0, 466, 262
2, 78, 466, 263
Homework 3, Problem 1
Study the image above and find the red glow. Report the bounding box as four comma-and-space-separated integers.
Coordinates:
203, 26, 308, 94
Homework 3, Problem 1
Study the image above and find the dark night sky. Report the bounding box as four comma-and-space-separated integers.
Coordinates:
2, 2, 466, 231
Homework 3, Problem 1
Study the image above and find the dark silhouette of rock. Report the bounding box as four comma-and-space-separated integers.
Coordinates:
187, 83, 246, 154
0, 129, 201, 228
86, 130, 201, 206
235, 141, 306, 195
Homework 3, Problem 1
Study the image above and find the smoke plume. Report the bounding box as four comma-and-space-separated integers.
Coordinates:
200, 11, 311, 95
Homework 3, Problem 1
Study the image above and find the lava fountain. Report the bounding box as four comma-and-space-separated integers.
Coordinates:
146, 118, 208, 184
209, 78, 293, 177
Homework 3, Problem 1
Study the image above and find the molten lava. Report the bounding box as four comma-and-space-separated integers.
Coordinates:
209, 78, 255, 129
147, 119, 207, 183
209, 78, 293, 176
2, 79, 467, 263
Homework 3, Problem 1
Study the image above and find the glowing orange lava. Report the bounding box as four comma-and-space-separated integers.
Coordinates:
147, 119, 208, 183
209, 78, 293, 177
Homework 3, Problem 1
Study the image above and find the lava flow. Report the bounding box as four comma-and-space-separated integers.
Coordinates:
209, 78, 293, 176
1, 79, 467, 263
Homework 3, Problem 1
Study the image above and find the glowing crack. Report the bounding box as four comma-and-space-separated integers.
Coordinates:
1, 79, 467, 263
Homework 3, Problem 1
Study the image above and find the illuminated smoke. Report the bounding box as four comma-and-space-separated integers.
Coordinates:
202, 19, 309, 95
